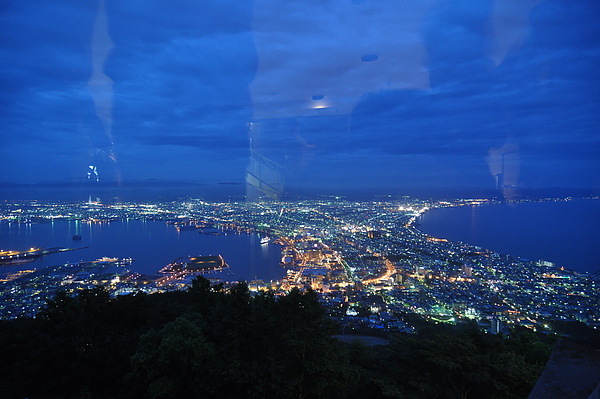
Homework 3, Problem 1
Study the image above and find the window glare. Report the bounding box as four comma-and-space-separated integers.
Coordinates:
0, 0, 598, 201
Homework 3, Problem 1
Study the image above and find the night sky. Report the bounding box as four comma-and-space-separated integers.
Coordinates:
1, 0, 599, 199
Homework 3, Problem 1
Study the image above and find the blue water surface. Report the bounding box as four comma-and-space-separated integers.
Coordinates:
0, 220, 285, 281
418, 199, 600, 273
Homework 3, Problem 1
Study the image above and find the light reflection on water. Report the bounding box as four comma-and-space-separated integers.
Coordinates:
0, 220, 285, 282
418, 199, 600, 273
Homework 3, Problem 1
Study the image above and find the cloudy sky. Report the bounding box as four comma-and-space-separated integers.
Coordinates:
1, 0, 599, 198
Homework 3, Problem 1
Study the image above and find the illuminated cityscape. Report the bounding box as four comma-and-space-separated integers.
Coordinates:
1, 0, 599, 395
2, 196, 598, 336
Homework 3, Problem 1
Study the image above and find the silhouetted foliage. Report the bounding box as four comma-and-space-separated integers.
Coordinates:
0, 279, 554, 399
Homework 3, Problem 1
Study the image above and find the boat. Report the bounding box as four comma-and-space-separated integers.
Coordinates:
260, 236, 270, 245
0, 257, 35, 266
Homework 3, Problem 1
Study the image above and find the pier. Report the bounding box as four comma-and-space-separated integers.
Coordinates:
0, 246, 87, 265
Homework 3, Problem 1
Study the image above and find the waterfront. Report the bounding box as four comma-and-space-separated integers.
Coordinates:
0, 220, 285, 282
1, 197, 598, 332
418, 199, 600, 273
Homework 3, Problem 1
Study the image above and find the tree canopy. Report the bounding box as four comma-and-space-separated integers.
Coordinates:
0, 277, 553, 399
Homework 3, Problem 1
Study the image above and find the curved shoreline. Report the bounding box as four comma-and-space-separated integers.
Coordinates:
0, 220, 286, 281
413, 198, 600, 273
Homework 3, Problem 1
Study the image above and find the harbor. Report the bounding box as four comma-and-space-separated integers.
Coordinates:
0, 219, 285, 281
0, 246, 87, 266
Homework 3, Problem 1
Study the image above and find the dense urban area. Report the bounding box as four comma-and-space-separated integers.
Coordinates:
2, 196, 598, 337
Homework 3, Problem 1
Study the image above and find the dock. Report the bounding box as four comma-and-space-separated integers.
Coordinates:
0, 246, 88, 265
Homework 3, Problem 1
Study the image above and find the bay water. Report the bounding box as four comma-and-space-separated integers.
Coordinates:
0, 220, 285, 281
418, 199, 600, 273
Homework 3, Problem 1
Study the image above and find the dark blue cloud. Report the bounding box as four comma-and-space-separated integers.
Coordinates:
0, 0, 598, 194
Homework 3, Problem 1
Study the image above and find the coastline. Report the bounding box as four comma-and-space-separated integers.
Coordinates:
0, 220, 286, 282
415, 198, 600, 274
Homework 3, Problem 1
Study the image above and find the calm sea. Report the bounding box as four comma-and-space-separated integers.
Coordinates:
0, 220, 285, 281
418, 199, 600, 273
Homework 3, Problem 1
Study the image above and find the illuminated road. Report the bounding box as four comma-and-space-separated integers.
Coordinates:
362, 259, 396, 285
